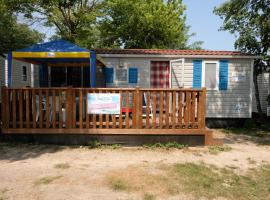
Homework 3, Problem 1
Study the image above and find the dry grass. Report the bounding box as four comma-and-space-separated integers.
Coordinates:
34, 175, 62, 185
105, 163, 270, 200
143, 193, 156, 200
54, 163, 70, 169
208, 145, 232, 155
0, 189, 8, 200
247, 157, 256, 165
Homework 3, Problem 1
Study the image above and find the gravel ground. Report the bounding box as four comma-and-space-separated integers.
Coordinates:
0, 130, 269, 200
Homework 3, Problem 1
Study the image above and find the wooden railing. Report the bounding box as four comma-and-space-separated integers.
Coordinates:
1, 87, 206, 133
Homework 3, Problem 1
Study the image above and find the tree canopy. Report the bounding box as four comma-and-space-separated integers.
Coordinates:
99, 0, 192, 49
0, 0, 44, 54
214, 0, 270, 114
4, 0, 201, 49
214, 0, 270, 72
4, 0, 105, 48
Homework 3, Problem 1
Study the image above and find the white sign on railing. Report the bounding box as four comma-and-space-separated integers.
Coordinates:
87, 93, 120, 114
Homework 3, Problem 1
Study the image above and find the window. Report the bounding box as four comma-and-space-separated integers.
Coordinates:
22, 66, 27, 81
128, 68, 138, 84
115, 68, 127, 82
203, 62, 219, 90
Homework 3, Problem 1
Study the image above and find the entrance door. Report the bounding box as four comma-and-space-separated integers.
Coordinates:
51, 67, 67, 87
150, 61, 170, 88
170, 59, 185, 88
51, 67, 82, 87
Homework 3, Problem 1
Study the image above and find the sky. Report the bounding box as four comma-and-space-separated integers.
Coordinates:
31, 0, 237, 51
183, 0, 236, 50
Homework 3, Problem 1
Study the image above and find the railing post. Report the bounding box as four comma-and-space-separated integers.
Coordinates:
135, 87, 140, 129
66, 87, 73, 128
131, 88, 136, 128
199, 87, 206, 128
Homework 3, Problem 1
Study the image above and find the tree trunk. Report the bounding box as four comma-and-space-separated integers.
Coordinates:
253, 70, 264, 120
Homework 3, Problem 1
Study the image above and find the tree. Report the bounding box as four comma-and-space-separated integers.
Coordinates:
7, 0, 105, 48
214, 0, 270, 115
99, 0, 194, 49
0, 0, 44, 54
6, 0, 201, 49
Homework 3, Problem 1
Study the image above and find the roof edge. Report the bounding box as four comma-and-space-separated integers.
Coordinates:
97, 53, 258, 59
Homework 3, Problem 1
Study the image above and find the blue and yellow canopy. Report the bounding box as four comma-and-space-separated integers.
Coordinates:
12, 39, 92, 66
8, 39, 96, 87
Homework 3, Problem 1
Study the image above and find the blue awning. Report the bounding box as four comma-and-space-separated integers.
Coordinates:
12, 39, 91, 65
8, 39, 97, 87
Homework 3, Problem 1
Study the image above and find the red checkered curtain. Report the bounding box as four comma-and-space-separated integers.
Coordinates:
150, 61, 170, 88
150, 61, 170, 112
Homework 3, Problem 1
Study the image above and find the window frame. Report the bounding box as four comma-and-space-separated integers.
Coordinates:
115, 67, 128, 83
202, 61, 219, 90
22, 65, 27, 82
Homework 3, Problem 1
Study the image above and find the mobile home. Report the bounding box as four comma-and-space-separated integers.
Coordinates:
95, 49, 256, 127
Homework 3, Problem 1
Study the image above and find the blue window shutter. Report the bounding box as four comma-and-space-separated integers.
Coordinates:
193, 60, 202, 88
219, 60, 228, 90
128, 68, 138, 84
105, 68, 114, 83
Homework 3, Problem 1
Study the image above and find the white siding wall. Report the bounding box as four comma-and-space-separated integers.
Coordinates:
171, 58, 252, 118
252, 72, 269, 114
33, 65, 40, 87
102, 58, 150, 88
0, 57, 39, 90
0, 56, 6, 101
100, 56, 253, 118
11, 60, 32, 87
10, 60, 39, 87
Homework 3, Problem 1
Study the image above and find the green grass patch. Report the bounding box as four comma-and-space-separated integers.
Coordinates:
143, 193, 156, 200
108, 178, 129, 191
106, 163, 270, 200
171, 163, 270, 199
35, 175, 62, 185
88, 140, 122, 149
208, 145, 232, 155
143, 142, 187, 150
88, 140, 102, 149
54, 163, 70, 169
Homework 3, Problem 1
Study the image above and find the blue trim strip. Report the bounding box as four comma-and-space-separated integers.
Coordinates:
90, 51, 96, 87
7, 52, 12, 87
39, 63, 48, 87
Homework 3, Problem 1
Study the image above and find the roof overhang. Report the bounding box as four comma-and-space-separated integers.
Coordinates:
98, 54, 258, 59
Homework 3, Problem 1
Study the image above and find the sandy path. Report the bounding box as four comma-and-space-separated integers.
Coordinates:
0, 132, 269, 200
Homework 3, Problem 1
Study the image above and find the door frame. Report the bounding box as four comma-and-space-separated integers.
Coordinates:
169, 58, 185, 88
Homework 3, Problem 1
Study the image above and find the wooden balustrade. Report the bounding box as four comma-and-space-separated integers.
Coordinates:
1, 87, 206, 133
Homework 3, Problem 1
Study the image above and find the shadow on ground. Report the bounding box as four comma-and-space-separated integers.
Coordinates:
0, 142, 71, 162
219, 126, 270, 145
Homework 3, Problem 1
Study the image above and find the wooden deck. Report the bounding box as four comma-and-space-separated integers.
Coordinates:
1, 87, 218, 145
